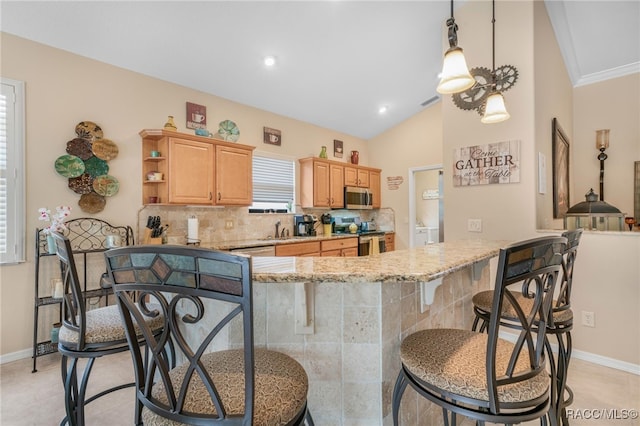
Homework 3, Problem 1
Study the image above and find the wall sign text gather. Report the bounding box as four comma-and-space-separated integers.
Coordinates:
453, 140, 520, 186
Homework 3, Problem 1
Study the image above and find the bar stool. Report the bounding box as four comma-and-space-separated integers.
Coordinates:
51, 232, 166, 426
392, 236, 567, 426
471, 229, 582, 425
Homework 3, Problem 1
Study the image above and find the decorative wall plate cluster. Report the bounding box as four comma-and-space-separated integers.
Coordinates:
54, 121, 120, 213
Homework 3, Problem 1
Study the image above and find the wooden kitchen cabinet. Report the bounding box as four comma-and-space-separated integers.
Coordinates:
299, 158, 344, 208
215, 144, 253, 205
140, 129, 254, 206
320, 237, 358, 257
344, 166, 370, 188
384, 232, 395, 252
369, 170, 381, 208
168, 137, 215, 204
275, 240, 321, 257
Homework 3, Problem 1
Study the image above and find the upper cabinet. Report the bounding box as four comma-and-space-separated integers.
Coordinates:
299, 157, 381, 209
140, 129, 255, 206
299, 158, 344, 208
344, 166, 370, 188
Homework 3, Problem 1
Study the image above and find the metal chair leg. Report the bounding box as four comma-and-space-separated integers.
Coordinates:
392, 370, 409, 426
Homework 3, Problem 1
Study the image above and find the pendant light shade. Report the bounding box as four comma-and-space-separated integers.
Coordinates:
481, 91, 510, 124
437, 47, 475, 94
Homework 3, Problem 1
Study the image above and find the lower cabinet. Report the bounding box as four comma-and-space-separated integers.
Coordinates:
320, 237, 358, 257
275, 241, 321, 257
385, 232, 395, 252
274, 237, 358, 257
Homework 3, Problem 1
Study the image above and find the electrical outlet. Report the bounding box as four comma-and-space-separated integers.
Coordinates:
225, 220, 234, 230
468, 218, 482, 233
581, 310, 595, 327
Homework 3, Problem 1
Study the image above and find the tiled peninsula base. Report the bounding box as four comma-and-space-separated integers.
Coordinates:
247, 263, 491, 426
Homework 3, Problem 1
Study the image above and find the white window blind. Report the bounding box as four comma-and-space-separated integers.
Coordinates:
252, 155, 294, 203
0, 78, 26, 264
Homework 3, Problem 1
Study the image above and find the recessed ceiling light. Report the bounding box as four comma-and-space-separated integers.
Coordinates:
264, 56, 276, 67
378, 105, 388, 114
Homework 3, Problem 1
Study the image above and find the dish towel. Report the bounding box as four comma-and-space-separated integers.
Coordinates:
369, 237, 380, 255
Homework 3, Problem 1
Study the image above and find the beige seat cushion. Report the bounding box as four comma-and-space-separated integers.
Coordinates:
142, 348, 308, 426
59, 304, 164, 346
400, 328, 549, 404
473, 290, 573, 325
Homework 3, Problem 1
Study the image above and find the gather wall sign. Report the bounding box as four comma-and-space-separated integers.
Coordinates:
452, 140, 521, 187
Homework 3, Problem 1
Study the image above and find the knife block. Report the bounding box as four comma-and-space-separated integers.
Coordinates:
143, 228, 163, 245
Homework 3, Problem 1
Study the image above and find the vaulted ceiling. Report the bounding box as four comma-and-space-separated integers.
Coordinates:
2, 1, 638, 139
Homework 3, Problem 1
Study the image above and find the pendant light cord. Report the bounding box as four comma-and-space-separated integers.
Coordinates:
491, 0, 496, 84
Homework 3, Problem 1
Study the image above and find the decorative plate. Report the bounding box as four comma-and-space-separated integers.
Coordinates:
218, 120, 240, 142
92, 174, 119, 197
68, 173, 94, 194
54, 154, 85, 178
83, 156, 109, 177
78, 192, 106, 214
66, 138, 93, 160
92, 138, 119, 161
75, 121, 103, 141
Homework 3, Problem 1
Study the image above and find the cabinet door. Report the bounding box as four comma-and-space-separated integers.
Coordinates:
329, 164, 344, 208
344, 166, 358, 186
168, 138, 214, 204
344, 166, 370, 188
215, 145, 253, 205
370, 170, 381, 208
312, 161, 331, 208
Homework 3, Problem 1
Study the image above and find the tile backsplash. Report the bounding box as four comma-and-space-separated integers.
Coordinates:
137, 205, 395, 245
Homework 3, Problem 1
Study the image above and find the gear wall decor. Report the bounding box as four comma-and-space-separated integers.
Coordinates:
53, 121, 120, 214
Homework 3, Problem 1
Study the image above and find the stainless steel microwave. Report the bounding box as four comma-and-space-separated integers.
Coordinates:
344, 186, 373, 209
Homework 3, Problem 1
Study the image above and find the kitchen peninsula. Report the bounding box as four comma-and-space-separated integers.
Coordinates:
195, 239, 507, 425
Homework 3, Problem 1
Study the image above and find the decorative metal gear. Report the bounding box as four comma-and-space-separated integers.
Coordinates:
494, 65, 518, 93
452, 67, 493, 112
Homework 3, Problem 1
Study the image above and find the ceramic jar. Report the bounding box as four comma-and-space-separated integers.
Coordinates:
350, 150, 359, 164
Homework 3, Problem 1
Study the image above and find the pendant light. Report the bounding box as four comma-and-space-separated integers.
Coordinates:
436, 0, 475, 94
481, 0, 510, 124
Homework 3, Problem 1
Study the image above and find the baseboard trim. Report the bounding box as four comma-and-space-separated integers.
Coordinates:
0, 348, 33, 365
498, 331, 639, 376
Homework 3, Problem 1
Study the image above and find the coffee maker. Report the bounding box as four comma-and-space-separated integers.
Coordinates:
294, 214, 316, 236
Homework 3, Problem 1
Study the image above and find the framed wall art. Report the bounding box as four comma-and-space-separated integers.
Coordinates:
263, 127, 281, 145
186, 102, 207, 130
333, 139, 343, 158
552, 117, 570, 218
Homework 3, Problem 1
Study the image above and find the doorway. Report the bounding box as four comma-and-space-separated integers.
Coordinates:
409, 165, 443, 248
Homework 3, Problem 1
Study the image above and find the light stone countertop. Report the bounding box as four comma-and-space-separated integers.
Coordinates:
245, 239, 509, 284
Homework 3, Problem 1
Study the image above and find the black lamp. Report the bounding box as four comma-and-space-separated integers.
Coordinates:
595, 129, 610, 201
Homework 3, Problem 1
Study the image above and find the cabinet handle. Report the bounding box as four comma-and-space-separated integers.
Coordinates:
209, 192, 213, 200
218, 192, 221, 201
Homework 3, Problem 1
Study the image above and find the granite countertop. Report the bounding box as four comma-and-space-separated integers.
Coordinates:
247, 239, 508, 283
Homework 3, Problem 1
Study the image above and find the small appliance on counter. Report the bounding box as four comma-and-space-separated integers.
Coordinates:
321, 213, 332, 235
294, 214, 316, 236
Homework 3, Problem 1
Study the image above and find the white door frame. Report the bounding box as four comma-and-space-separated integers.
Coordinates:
408, 164, 443, 248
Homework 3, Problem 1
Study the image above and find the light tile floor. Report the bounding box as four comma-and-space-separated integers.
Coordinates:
1, 351, 638, 425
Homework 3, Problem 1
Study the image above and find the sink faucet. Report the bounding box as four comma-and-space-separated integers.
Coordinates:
281, 228, 288, 239
275, 220, 281, 238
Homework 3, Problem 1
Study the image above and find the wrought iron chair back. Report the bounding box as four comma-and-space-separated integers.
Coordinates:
105, 245, 312, 425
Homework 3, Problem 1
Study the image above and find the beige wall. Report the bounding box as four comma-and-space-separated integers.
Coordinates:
0, 33, 368, 357
534, 0, 574, 230
368, 104, 443, 250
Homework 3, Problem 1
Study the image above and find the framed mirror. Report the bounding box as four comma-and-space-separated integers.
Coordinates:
552, 118, 570, 218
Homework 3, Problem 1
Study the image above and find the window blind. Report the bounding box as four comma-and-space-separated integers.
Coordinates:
252, 155, 294, 203
0, 79, 26, 264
